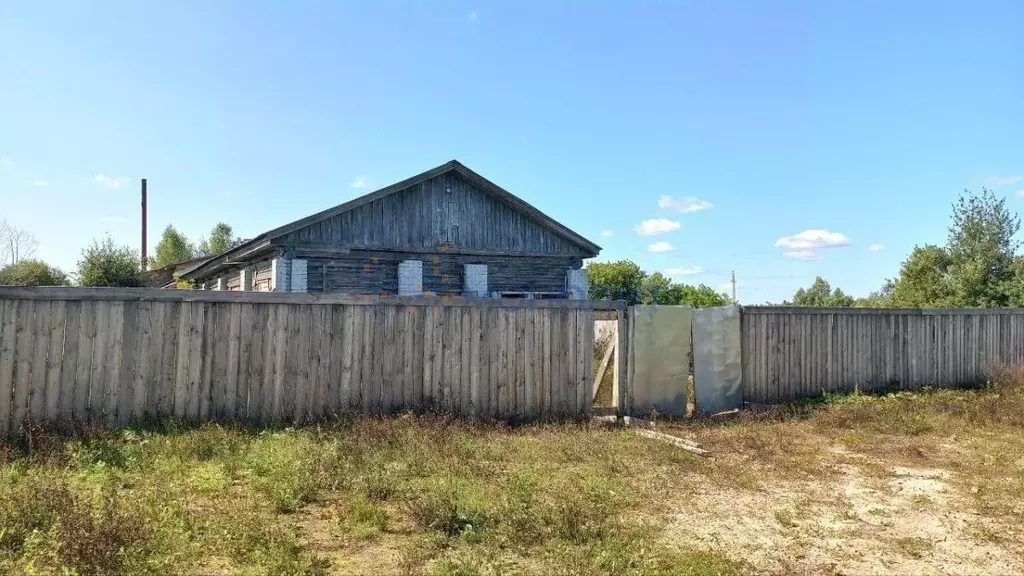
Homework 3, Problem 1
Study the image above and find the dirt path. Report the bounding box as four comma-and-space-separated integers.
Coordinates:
662, 446, 1022, 575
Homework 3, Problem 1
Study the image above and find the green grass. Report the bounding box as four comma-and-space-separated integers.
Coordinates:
0, 416, 741, 575
4, 366, 1024, 574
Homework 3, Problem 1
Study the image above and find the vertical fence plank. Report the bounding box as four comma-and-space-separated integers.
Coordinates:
187, 302, 206, 421
13, 300, 36, 431
0, 301, 18, 437
130, 301, 152, 423
173, 302, 192, 419
328, 305, 344, 415
460, 308, 472, 417
28, 301, 53, 424
340, 306, 357, 412
74, 301, 95, 422
370, 305, 386, 415
107, 302, 127, 426
44, 301, 66, 422
402, 306, 416, 410
224, 303, 242, 420
147, 302, 168, 416
522, 307, 534, 419
382, 305, 397, 414
240, 303, 261, 422
359, 306, 376, 414
315, 304, 332, 418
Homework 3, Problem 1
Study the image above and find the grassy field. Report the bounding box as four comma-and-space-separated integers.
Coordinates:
1, 368, 1023, 575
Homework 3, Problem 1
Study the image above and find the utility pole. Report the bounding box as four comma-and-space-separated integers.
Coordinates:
731, 270, 737, 303
141, 178, 148, 271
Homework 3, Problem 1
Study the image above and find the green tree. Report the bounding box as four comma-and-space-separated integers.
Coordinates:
886, 245, 954, 307
640, 272, 673, 304
0, 259, 69, 286
198, 222, 236, 257
77, 236, 141, 287
790, 276, 854, 307
945, 188, 1021, 307
586, 260, 646, 304
152, 225, 197, 269
669, 283, 732, 307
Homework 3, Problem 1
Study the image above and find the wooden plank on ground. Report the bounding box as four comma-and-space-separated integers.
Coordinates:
43, 301, 66, 422
0, 301, 18, 437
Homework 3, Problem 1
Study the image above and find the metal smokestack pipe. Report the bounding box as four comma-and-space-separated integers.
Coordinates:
141, 178, 148, 271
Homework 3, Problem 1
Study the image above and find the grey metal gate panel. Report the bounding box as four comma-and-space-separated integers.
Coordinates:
627, 305, 692, 417
693, 305, 743, 414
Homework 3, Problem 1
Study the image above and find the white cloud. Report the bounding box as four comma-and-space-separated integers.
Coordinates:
664, 266, 702, 277
468, 10, 478, 21
600, 229, 613, 237
350, 175, 368, 189
775, 229, 851, 250
100, 216, 127, 223
94, 173, 129, 189
647, 241, 675, 253
868, 244, 885, 252
984, 175, 1024, 187
29, 180, 48, 187
634, 218, 681, 236
657, 195, 714, 213
784, 250, 823, 261
1016, 189, 1024, 199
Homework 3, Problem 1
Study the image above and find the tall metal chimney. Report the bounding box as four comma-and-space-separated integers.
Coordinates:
141, 178, 148, 271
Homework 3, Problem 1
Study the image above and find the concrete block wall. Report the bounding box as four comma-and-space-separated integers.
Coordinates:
398, 260, 424, 295
290, 259, 308, 293
567, 269, 589, 300
271, 258, 291, 292
463, 264, 488, 297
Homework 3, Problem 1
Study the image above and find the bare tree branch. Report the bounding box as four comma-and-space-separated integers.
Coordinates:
0, 220, 39, 266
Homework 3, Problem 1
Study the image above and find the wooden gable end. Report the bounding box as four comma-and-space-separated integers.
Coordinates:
275, 171, 590, 256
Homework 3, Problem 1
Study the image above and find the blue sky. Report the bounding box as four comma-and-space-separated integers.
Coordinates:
1, 1, 1022, 303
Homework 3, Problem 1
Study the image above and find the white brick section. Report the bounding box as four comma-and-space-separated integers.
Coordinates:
398, 260, 424, 295
240, 269, 252, 291
290, 259, 308, 293
213, 277, 224, 291
463, 264, 488, 297
567, 269, 589, 300
271, 257, 291, 292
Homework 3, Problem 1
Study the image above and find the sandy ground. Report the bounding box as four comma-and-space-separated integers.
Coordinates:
662, 444, 1022, 575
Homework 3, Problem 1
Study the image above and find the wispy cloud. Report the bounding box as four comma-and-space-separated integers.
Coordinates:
984, 175, 1024, 187
868, 244, 885, 253
94, 173, 129, 189
468, 10, 478, 21
784, 250, 823, 261
600, 229, 613, 238
634, 218, 681, 236
0, 157, 13, 169
350, 175, 368, 189
664, 266, 702, 277
1016, 189, 1024, 199
657, 195, 714, 213
647, 241, 675, 253
28, 180, 48, 187
100, 216, 127, 223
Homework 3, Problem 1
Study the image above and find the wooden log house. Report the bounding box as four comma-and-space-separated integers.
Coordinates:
178, 160, 600, 298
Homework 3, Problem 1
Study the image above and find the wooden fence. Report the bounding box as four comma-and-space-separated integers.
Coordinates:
741, 307, 1024, 403
0, 288, 619, 437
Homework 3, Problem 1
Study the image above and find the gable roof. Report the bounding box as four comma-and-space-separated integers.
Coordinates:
181, 160, 600, 279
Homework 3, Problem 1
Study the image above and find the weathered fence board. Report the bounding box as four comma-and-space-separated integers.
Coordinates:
742, 307, 1024, 403
0, 288, 604, 436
